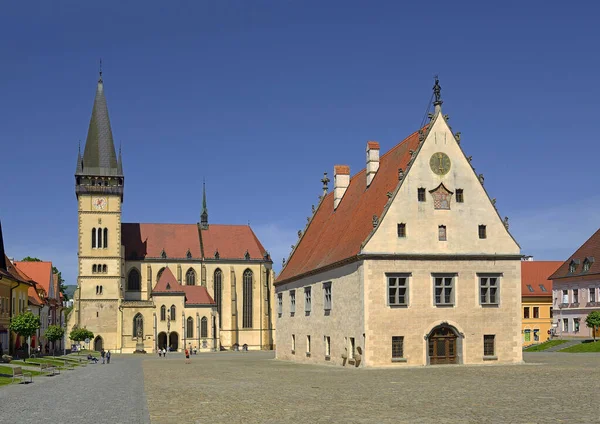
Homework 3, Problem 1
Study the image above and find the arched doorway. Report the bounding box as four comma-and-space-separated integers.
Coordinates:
94, 336, 103, 352
157, 332, 167, 350
169, 332, 179, 351
427, 324, 461, 365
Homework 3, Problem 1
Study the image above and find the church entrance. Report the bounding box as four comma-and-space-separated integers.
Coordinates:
169, 332, 179, 351
427, 324, 460, 365
157, 332, 167, 350
94, 336, 103, 352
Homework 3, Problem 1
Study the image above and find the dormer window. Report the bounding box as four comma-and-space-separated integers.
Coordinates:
583, 257, 594, 272
186, 249, 192, 259
526, 285, 534, 292
569, 260, 578, 273
161, 249, 167, 259
214, 250, 220, 260
245, 250, 251, 260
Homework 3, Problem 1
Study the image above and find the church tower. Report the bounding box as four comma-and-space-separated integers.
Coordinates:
73, 70, 124, 351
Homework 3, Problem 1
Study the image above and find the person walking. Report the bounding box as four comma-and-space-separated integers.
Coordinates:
106, 350, 111, 364
101, 348, 106, 364
185, 348, 190, 364
162, 347, 166, 357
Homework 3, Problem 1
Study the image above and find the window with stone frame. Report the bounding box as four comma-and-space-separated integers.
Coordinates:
433, 275, 454, 306
306, 335, 311, 355
478, 225, 487, 239
290, 290, 296, 316
417, 187, 426, 202
349, 337, 356, 359
589, 287, 596, 303
391, 336, 404, 359
397, 223, 406, 238
574, 318, 581, 332
323, 282, 332, 314
429, 183, 453, 210
186, 316, 194, 338
524, 307, 530, 319
277, 293, 283, 317
479, 275, 499, 306
160, 305, 166, 321
573, 289, 579, 304
456, 188, 464, 203
483, 335, 495, 356
305, 287, 312, 315
324, 336, 331, 357
438, 225, 447, 241
242, 269, 253, 328
186, 268, 196, 286
563, 318, 569, 332
387, 274, 409, 306
127, 268, 141, 291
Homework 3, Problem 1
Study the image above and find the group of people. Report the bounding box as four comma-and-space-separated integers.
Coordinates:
87, 349, 111, 364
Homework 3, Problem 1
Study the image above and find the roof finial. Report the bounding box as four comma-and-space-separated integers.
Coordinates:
78, 140, 81, 155
200, 178, 209, 229
99, 58, 103, 82
433, 75, 443, 114
321, 172, 330, 197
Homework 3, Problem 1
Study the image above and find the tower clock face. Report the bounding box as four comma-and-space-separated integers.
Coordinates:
93, 197, 107, 210
429, 152, 451, 176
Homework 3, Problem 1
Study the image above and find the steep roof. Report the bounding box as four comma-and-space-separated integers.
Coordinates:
521, 261, 562, 296
276, 130, 420, 284
121, 223, 267, 260
549, 227, 600, 280
14, 261, 54, 298
77, 75, 121, 177
3, 256, 31, 285
152, 267, 215, 305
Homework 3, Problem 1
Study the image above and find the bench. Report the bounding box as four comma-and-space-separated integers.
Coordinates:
12, 366, 32, 384
63, 359, 75, 370
40, 363, 60, 376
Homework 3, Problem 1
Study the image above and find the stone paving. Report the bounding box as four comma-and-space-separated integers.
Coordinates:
0, 355, 150, 424
2, 351, 599, 423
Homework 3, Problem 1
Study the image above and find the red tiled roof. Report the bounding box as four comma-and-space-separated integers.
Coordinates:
28, 282, 45, 307
122, 223, 266, 260
550, 228, 600, 280
152, 267, 215, 305
201, 225, 266, 260
277, 130, 421, 284
5, 256, 33, 285
521, 261, 562, 296
14, 261, 53, 295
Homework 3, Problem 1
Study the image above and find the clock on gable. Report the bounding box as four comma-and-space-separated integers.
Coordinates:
93, 197, 107, 210
429, 152, 451, 176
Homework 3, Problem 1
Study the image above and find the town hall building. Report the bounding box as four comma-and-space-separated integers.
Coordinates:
274, 80, 523, 367
67, 72, 275, 353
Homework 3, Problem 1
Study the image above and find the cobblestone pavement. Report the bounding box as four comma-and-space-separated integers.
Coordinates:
143, 351, 600, 424
0, 355, 150, 424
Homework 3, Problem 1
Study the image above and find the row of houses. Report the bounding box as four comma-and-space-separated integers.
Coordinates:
0, 221, 65, 356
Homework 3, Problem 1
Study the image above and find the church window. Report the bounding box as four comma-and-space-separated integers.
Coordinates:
160, 305, 166, 321
103, 228, 108, 248
478, 225, 487, 239
214, 269, 222, 328
92, 228, 97, 248
397, 223, 406, 238
127, 268, 141, 291
456, 189, 464, 203
429, 183, 453, 210
418, 188, 426, 202
157, 267, 166, 282
133, 313, 143, 338
102, 264, 107, 273
186, 317, 194, 338
92, 264, 97, 273
438, 225, 447, 241
186, 268, 196, 286
170, 305, 176, 321
242, 269, 253, 328
97, 227, 103, 249
201, 316, 208, 338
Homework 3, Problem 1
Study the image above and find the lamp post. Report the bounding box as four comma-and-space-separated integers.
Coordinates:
63, 322, 67, 356
166, 314, 170, 353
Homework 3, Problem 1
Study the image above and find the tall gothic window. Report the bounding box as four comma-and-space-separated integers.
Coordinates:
201, 316, 208, 338
170, 305, 176, 321
160, 305, 166, 321
133, 313, 144, 338
243, 269, 253, 328
214, 269, 222, 328
186, 316, 194, 338
127, 268, 141, 291
157, 267, 166, 282
97, 227, 103, 249
103, 228, 108, 248
91, 228, 97, 248
186, 268, 196, 286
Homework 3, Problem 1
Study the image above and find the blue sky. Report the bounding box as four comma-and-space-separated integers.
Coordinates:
1, 1, 599, 286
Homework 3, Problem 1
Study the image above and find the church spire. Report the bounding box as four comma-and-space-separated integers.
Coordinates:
200, 179, 209, 229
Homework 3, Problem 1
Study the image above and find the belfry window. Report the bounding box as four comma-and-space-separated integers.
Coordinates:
92, 228, 97, 248
103, 228, 108, 248
97, 227, 103, 250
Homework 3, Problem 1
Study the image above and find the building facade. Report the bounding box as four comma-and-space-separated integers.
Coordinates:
275, 80, 523, 367
549, 229, 600, 338
521, 260, 561, 346
67, 72, 275, 353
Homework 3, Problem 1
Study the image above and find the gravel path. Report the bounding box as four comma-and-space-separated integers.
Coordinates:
0, 355, 150, 424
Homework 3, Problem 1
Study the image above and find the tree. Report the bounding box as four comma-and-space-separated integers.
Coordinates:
69, 327, 94, 354
585, 311, 600, 341
9, 312, 41, 360
21, 256, 69, 300
45, 325, 65, 356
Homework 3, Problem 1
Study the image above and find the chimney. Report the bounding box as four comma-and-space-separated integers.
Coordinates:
333, 165, 350, 210
366, 141, 380, 187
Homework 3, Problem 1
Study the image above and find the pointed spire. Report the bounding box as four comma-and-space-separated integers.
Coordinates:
117, 142, 123, 175
75, 140, 83, 174
79, 67, 120, 176
200, 179, 209, 229
0, 219, 6, 271
433, 75, 443, 115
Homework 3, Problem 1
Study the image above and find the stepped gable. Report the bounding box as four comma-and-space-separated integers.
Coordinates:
276, 130, 421, 284
121, 223, 202, 259
200, 224, 266, 260
521, 261, 562, 296
550, 228, 600, 279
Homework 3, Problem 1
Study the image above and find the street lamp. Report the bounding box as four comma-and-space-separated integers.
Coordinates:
166, 314, 171, 353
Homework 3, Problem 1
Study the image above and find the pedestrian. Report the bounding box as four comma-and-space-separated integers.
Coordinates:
101, 348, 106, 364
185, 348, 190, 364
106, 350, 111, 364
158, 348, 162, 358
162, 347, 166, 357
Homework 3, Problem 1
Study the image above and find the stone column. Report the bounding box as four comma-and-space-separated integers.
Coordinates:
201, 264, 207, 287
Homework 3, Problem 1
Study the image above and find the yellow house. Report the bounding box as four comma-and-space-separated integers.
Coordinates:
521, 261, 562, 345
